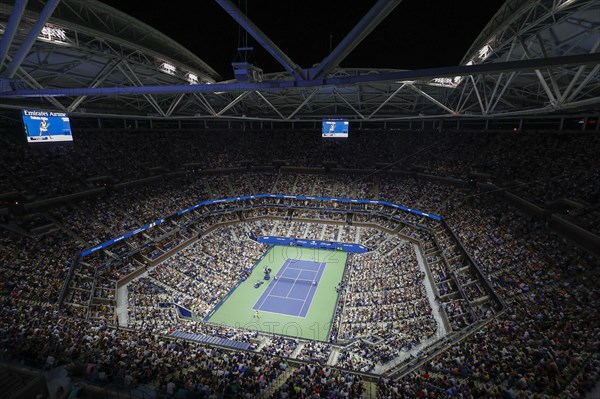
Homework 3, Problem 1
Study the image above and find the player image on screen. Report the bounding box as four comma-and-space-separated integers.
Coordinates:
22, 109, 73, 143
322, 118, 349, 138
39, 119, 52, 138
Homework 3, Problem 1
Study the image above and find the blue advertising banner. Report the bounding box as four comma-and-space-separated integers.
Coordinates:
80, 218, 164, 258
257, 236, 369, 253
80, 193, 440, 261
176, 193, 441, 221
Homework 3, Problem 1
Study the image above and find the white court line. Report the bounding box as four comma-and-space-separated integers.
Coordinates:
259, 259, 323, 316
284, 266, 303, 298
285, 264, 318, 276
250, 307, 307, 318
298, 261, 326, 317
253, 258, 290, 310
279, 260, 316, 313
298, 270, 317, 279
291, 267, 317, 273
267, 295, 304, 301
281, 271, 317, 281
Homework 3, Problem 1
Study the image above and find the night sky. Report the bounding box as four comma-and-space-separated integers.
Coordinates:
100, 0, 507, 80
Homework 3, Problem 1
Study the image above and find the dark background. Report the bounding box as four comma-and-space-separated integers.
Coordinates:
99, 0, 508, 80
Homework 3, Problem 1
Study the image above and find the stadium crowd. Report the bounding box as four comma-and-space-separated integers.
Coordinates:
0, 296, 290, 398
0, 125, 598, 397
335, 239, 438, 372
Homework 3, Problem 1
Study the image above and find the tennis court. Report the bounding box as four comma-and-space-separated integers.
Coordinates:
205, 245, 347, 341
253, 259, 325, 317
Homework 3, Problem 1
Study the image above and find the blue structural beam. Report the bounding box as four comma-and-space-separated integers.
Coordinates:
3, 0, 61, 79
310, 0, 403, 80
215, 0, 306, 81
0, 0, 28, 73
2, 53, 600, 98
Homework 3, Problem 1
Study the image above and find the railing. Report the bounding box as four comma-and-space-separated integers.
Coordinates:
57, 254, 81, 307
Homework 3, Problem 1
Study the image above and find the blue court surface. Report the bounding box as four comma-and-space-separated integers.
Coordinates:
252, 259, 325, 317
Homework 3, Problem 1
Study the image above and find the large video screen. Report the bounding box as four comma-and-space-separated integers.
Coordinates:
322, 118, 349, 138
22, 109, 73, 143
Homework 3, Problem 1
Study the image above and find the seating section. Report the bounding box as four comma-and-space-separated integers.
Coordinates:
0, 126, 598, 398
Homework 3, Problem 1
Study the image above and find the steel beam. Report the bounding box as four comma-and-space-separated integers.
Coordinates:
215, 0, 305, 80
255, 91, 285, 119
408, 84, 455, 114
560, 38, 600, 103
118, 63, 166, 117
15, 65, 65, 111
166, 93, 186, 117
333, 87, 365, 119
0, 0, 28, 72
2, 53, 600, 98
368, 83, 408, 119
3, 0, 61, 79
565, 63, 600, 103
192, 93, 217, 116
216, 91, 249, 116
468, 76, 487, 114
310, 0, 402, 79
68, 60, 122, 112
489, 71, 520, 114
287, 89, 318, 119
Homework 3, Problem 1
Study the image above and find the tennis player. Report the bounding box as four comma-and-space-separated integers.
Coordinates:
39, 119, 52, 138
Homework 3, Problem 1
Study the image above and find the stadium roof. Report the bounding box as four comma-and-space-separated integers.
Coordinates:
0, 0, 598, 121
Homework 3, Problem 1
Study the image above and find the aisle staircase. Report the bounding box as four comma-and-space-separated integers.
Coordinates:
362, 380, 378, 398
290, 342, 305, 359
258, 366, 296, 399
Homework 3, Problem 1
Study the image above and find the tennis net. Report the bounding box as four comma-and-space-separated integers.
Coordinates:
272, 275, 317, 285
